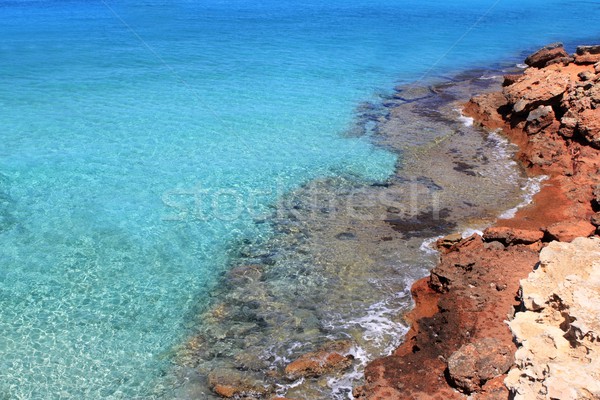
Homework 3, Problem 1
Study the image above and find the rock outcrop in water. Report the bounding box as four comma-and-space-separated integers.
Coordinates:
284, 340, 354, 381
357, 43, 600, 399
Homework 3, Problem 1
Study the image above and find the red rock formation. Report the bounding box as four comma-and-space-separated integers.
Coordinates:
355, 235, 539, 400
356, 43, 600, 399
574, 45, 600, 64
447, 338, 514, 394
524, 42, 569, 69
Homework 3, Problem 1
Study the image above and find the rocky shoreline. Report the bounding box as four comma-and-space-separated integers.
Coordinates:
355, 43, 600, 399
173, 63, 531, 398
174, 43, 600, 399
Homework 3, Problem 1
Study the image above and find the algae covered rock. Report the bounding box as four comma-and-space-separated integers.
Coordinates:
284, 340, 354, 381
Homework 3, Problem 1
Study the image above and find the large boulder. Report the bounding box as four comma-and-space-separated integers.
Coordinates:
558, 67, 600, 145
578, 108, 600, 148
525, 105, 556, 135
447, 338, 514, 393
462, 92, 508, 129
483, 227, 544, 245
524, 43, 569, 68
545, 219, 596, 242
574, 45, 600, 64
503, 68, 571, 114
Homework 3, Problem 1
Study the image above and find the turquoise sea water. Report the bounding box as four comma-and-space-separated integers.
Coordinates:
0, 0, 599, 398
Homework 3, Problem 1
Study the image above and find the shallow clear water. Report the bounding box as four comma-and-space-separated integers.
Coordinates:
0, 0, 599, 398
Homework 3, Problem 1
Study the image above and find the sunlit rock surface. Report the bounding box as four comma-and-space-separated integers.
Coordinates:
506, 237, 600, 400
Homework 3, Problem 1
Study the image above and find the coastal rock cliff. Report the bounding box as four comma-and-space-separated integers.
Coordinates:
506, 237, 600, 399
357, 43, 600, 399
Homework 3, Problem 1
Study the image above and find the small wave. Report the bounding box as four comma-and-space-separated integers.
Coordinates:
498, 175, 548, 219
327, 345, 369, 400
275, 377, 305, 398
516, 63, 528, 69
455, 108, 474, 127
486, 129, 512, 158
478, 74, 501, 80
420, 235, 442, 255
461, 228, 484, 238
317, 289, 412, 399
327, 292, 410, 353
480, 130, 523, 188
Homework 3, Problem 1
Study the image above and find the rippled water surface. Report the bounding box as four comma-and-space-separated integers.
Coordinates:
0, 0, 599, 398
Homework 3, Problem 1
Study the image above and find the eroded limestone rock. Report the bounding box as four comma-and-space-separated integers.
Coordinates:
506, 237, 600, 399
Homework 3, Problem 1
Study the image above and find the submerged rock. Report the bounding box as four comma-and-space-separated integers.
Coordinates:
226, 264, 264, 286
284, 340, 354, 381
208, 369, 273, 398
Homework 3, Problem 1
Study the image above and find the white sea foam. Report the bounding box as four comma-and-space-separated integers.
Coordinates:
478, 74, 501, 80
455, 108, 474, 127
328, 291, 411, 353
270, 340, 304, 369
479, 130, 522, 188
462, 228, 484, 238
327, 344, 370, 399
318, 287, 413, 399
498, 175, 548, 219
274, 288, 412, 399
487, 129, 517, 161
275, 377, 305, 398
516, 63, 528, 69
420, 235, 443, 255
